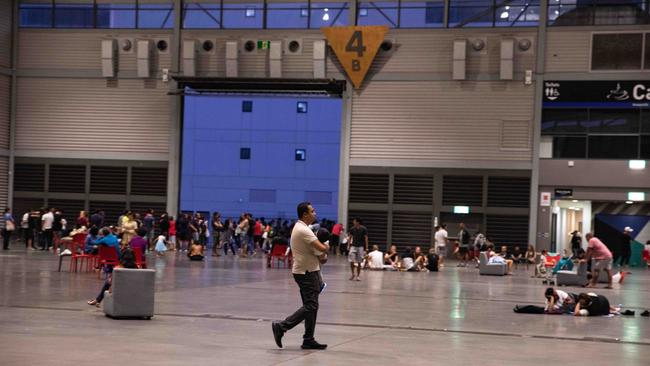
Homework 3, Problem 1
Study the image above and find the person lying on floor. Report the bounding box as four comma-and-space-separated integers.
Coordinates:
188, 240, 205, 261
574, 293, 622, 316
544, 287, 577, 314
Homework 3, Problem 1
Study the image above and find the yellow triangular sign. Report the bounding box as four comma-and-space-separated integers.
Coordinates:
321, 26, 388, 90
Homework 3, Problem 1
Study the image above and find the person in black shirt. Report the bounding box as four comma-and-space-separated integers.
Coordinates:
574, 293, 618, 316
347, 218, 368, 281
570, 231, 582, 259
619, 227, 633, 272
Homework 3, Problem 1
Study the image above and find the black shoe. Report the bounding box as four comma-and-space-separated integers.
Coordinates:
622, 310, 635, 316
301, 339, 327, 350
271, 321, 284, 348
641, 310, 649, 317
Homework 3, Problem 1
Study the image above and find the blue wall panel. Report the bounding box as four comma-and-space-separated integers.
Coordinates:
181, 94, 342, 221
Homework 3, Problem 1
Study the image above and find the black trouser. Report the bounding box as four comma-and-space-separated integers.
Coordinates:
279, 270, 320, 341
620, 247, 631, 266
42, 229, 53, 249
2, 229, 11, 249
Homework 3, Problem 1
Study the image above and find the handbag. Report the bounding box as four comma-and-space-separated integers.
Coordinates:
5, 221, 15, 231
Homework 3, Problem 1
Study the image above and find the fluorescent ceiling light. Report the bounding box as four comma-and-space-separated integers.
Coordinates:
628, 192, 645, 201
629, 160, 646, 170
453, 206, 470, 214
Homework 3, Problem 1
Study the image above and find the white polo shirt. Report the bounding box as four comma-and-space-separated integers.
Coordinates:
291, 220, 320, 275
435, 229, 448, 247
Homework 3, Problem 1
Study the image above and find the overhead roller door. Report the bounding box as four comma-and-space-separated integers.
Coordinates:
442, 175, 483, 206
14, 164, 45, 192
131, 167, 167, 196
391, 211, 432, 249
393, 175, 433, 205
347, 210, 388, 248
0, 158, 7, 210
90, 166, 127, 195
486, 215, 529, 248
349, 174, 389, 204
49, 165, 86, 193
48, 199, 86, 218
89, 201, 127, 225
130, 201, 167, 216
487, 176, 530, 208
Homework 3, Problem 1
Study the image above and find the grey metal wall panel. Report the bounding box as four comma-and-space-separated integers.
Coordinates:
350, 81, 534, 163
545, 30, 591, 73
15, 78, 171, 154
328, 30, 536, 78
0, 0, 11, 69
0, 75, 9, 149
17, 30, 172, 71
0, 157, 7, 211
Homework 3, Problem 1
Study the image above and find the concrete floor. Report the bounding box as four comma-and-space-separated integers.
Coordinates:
1, 248, 649, 365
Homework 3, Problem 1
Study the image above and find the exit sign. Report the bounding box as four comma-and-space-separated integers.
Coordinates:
257, 40, 270, 50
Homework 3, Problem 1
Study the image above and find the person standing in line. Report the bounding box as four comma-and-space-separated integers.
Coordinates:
168, 216, 176, 251
457, 222, 471, 267
211, 212, 224, 257
142, 209, 155, 250
20, 210, 30, 248
330, 222, 342, 255
435, 224, 449, 267
2, 208, 15, 250
347, 217, 368, 281
272, 202, 329, 350
619, 227, 633, 272
41, 208, 54, 250
570, 231, 582, 259
585, 232, 613, 289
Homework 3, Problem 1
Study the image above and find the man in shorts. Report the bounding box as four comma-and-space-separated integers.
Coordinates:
434, 224, 449, 267
457, 223, 471, 267
347, 217, 368, 281
585, 232, 613, 289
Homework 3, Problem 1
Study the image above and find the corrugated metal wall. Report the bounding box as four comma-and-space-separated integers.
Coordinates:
545, 30, 591, 73
0, 0, 11, 69
18, 31, 172, 71
350, 81, 533, 162
0, 75, 9, 149
15, 78, 171, 154
0, 157, 7, 210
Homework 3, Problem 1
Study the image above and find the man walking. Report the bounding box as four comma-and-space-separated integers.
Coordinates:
347, 217, 368, 281
272, 202, 329, 350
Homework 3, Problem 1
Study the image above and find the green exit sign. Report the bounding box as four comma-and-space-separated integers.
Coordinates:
257, 40, 270, 50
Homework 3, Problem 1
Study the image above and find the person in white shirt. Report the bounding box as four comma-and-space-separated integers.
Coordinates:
41, 208, 54, 250
544, 287, 576, 314
366, 245, 384, 270
434, 224, 449, 267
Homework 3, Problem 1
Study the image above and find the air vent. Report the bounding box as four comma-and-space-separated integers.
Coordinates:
393, 175, 433, 205
349, 174, 389, 204
486, 215, 528, 247
14, 164, 45, 192
47, 199, 85, 217
49, 165, 86, 193
131, 167, 167, 196
130, 201, 166, 216
90, 166, 127, 195
89, 201, 127, 225
442, 175, 483, 206
392, 211, 432, 249
348, 210, 388, 248
12, 198, 44, 216
487, 176, 530, 208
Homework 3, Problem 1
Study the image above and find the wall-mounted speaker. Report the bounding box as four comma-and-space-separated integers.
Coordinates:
243, 40, 256, 53
120, 39, 133, 53
284, 39, 303, 55
156, 39, 169, 53
201, 39, 215, 53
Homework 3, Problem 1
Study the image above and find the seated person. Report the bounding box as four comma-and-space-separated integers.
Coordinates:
498, 245, 509, 258
366, 245, 385, 270
486, 244, 513, 274
525, 245, 536, 269
426, 247, 439, 272
643, 240, 650, 268
84, 226, 99, 254
413, 246, 428, 271
401, 248, 416, 272
544, 287, 576, 314
96, 227, 121, 259
552, 249, 574, 274
574, 292, 619, 316
188, 241, 205, 261
129, 228, 148, 255
511, 246, 524, 263
534, 249, 552, 277
384, 245, 400, 270
87, 248, 137, 306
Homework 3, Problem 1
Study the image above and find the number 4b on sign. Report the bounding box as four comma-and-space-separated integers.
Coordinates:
321, 26, 389, 90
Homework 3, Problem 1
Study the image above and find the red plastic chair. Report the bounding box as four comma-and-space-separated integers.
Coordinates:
97, 246, 120, 278
133, 247, 147, 269
69, 233, 92, 272
270, 244, 291, 268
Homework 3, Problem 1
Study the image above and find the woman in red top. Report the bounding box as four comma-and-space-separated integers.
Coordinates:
76, 210, 89, 229
330, 223, 342, 255
169, 216, 177, 251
